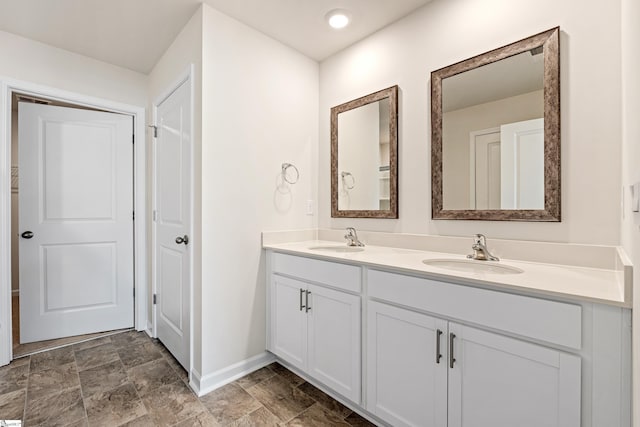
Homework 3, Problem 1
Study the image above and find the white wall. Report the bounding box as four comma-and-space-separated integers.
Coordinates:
200, 5, 318, 376
620, 0, 640, 424
148, 6, 203, 374
0, 30, 147, 107
319, 0, 622, 245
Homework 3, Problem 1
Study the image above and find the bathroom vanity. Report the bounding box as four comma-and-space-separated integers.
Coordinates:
263, 233, 631, 427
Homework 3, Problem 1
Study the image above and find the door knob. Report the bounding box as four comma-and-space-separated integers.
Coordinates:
175, 235, 189, 245
21, 231, 34, 239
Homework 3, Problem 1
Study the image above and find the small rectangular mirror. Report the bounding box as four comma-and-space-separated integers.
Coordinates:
331, 86, 398, 218
431, 28, 560, 221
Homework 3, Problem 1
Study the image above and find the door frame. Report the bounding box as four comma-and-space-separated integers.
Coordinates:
151, 65, 194, 374
0, 77, 147, 366
468, 126, 500, 209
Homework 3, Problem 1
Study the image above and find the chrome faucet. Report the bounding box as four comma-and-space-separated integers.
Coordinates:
467, 234, 499, 261
345, 227, 365, 247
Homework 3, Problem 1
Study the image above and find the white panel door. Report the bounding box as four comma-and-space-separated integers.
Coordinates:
18, 102, 134, 343
500, 118, 544, 209
470, 129, 501, 210
448, 322, 581, 427
154, 79, 191, 370
307, 283, 361, 403
367, 301, 448, 427
270, 275, 307, 371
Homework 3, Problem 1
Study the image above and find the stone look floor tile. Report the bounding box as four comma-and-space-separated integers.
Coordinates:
286, 402, 352, 426
72, 335, 113, 352
0, 362, 29, 395
344, 411, 378, 426
30, 346, 74, 373
0, 389, 26, 420
110, 330, 150, 349
246, 375, 315, 422
24, 386, 85, 427
26, 361, 80, 402
199, 382, 262, 425
78, 359, 128, 398
226, 406, 283, 427
234, 366, 276, 390
296, 382, 352, 419
85, 382, 147, 426
13, 328, 371, 427
267, 363, 305, 386
120, 414, 157, 427
74, 342, 121, 371
118, 340, 163, 369
140, 380, 205, 426
172, 410, 222, 427
127, 358, 181, 398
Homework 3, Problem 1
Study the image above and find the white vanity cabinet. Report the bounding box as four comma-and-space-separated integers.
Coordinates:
265, 249, 631, 427
268, 253, 361, 403
367, 269, 582, 427
367, 300, 580, 427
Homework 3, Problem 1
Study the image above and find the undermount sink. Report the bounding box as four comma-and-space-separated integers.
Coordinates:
422, 259, 524, 275
308, 245, 365, 253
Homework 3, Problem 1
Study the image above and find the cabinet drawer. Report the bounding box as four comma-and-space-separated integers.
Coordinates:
368, 269, 582, 349
272, 252, 361, 293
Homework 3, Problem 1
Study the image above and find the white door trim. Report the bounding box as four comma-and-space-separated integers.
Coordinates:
468, 126, 500, 209
151, 64, 194, 377
0, 77, 147, 366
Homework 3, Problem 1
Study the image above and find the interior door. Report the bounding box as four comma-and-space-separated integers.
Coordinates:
470, 129, 501, 210
500, 118, 544, 209
18, 102, 134, 343
154, 79, 191, 371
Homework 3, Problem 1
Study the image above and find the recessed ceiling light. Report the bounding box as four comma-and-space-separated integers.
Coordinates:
326, 9, 351, 29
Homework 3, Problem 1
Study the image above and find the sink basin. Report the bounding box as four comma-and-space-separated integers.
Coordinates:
422, 259, 523, 275
308, 245, 365, 253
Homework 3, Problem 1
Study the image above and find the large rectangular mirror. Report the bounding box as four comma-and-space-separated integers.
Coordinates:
331, 85, 398, 218
431, 27, 560, 221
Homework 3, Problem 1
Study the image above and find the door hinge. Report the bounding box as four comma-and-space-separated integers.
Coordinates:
152, 210, 157, 222
148, 125, 158, 138
133, 288, 135, 298
132, 133, 135, 144
153, 294, 157, 305
132, 211, 135, 221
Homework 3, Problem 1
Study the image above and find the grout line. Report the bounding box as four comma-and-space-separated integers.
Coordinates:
21, 356, 31, 424
72, 343, 90, 425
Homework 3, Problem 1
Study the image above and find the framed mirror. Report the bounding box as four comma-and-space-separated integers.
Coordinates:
331, 85, 398, 218
431, 27, 560, 221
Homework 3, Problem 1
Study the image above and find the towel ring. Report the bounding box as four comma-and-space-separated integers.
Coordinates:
341, 171, 355, 190
282, 163, 299, 184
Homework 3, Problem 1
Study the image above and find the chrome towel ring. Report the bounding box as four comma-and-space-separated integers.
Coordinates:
341, 171, 355, 189
282, 163, 299, 184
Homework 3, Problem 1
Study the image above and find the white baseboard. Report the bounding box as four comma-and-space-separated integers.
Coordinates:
11, 289, 18, 296
189, 351, 276, 397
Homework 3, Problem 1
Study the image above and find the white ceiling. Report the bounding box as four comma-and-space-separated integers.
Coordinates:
0, 0, 432, 74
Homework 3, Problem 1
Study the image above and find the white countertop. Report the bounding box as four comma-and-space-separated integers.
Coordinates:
263, 240, 631, 308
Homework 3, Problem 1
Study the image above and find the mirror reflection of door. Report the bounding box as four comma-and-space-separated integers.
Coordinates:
469, 118, 544, 210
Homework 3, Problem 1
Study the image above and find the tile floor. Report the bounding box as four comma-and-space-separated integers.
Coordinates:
12, 296, 129, 358
0, 330, 377, 426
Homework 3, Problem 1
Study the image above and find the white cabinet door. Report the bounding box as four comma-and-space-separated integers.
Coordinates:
367, 301, 448, 427
448, 323, 581, 427
271, 275, 307, 371
307, 283, 361, 403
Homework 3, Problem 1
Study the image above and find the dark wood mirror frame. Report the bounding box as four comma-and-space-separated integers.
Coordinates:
331, 85, 399, 218
431, 27, 560, 221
